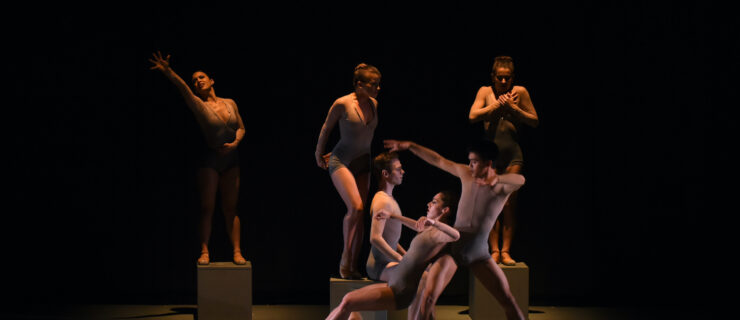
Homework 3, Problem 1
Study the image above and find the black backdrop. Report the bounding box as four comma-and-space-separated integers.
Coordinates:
6, 0, 736, 311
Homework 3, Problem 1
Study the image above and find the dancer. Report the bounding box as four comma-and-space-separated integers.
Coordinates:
149, 52, 246, 265
468, 56, 538, 265
366, 152, 409, 281
326, 191, 460, 320
384, 139, 526, 320
316, 63, 381, 278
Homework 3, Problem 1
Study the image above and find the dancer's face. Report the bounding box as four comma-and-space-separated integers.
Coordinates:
192, 71, 214, 94
468, 152, 491, 178
426, 193, 448, 220
491, 67, 513, 93
385, 158, 404, 186
356, 73, 381, 98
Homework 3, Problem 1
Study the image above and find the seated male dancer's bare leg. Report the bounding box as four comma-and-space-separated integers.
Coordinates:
470, 258, 525, 320
411, 255, 458, 320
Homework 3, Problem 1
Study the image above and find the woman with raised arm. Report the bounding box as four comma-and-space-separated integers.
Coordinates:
326, 191, 460, 320
315, 63, 381, 279
149, 52, 246, 265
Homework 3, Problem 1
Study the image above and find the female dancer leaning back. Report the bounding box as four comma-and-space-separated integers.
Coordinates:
315, 63, 381, 279
149, 52, 246, 265
326, 191, 460, 320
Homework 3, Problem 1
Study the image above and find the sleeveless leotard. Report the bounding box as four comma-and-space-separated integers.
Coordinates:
366, 191, 403, 280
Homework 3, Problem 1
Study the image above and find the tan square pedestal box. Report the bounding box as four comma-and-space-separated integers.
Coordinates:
469, 262, 529, 320
198, 261, 252, 320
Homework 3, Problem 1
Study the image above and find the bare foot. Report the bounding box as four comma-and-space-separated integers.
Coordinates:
234, 251, 247, 265
198, 252, 210, 265
491, 250, 501, 264
501, 251, 516, 266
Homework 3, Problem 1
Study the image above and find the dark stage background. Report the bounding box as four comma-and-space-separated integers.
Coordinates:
6, 0, 736, 312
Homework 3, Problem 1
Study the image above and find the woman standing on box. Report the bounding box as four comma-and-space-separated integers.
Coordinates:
468, 56, 538, 266
315, 63, 381, 279
149, 51, 246, 265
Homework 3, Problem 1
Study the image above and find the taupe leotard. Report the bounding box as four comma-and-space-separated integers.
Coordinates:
483, 89, 523, 171
192, 99, 240, 172
366, 191, 403, 280
327, 98, 378, 174
387, 228, 448, 309
450, 174, 512, 266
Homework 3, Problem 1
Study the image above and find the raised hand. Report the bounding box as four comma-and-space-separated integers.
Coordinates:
383, 140, 411, 152
148, 51, 171, 72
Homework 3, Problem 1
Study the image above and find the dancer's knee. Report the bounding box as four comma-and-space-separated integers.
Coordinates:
346, 206, 364, 219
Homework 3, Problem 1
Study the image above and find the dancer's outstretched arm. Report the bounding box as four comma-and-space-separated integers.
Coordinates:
148, 51, 207, 114
383, 140, 467, 178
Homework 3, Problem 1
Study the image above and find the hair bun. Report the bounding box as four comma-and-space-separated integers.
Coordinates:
354, 63, 369, 71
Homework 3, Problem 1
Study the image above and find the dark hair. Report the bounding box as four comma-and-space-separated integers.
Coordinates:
373, 151, 399, 181
492, 56, 514, 73
466, 139, 499, 164
438, 190, 459, 225
353, 63, 381, 85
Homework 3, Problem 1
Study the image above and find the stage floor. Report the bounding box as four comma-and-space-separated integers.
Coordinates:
0, 304, 702, 320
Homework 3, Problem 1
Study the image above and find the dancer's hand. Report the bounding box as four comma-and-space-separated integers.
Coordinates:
315, 151, 330, 170
218, 142, 238, 155
383, 140, 411, 152
499, 92, 519, 109
476, 168, 499, 187
416, 216, 429, 231
423, 218, 437, 227
375, 209, 391, 220
148, 51, 171, 72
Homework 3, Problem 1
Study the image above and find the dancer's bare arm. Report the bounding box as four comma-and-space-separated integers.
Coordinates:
506, 86, 538, 127
370, 202, 404, 262
148, 51, 206, 114
480, 171, 526, 195
219, 99, 245, 154
469, 86, 506, 123
383, 140, 467, 177
425, 218, 460, 241
376, 209, 423, 233
315, 100, 343, 169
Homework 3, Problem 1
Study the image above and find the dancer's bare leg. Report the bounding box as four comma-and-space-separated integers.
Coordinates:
407, 270, 428, 320
352, 171, 370, 272
331, 167, 365, 278
470, 258, 525, 320
500, 164, 521, 266
220, 166, 245, 264
326, 283, 396, 320
197, 168, 219, 265
413, 254, 457, 320
489, 221, 501, 263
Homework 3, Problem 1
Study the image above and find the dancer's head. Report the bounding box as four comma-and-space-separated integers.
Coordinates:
427, 190, 458, 224
353, 63, 381, 99
491, 56, 514, 94
373, 151, 403, 186
467, 140, 498, 177
191, 70, 215, 97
